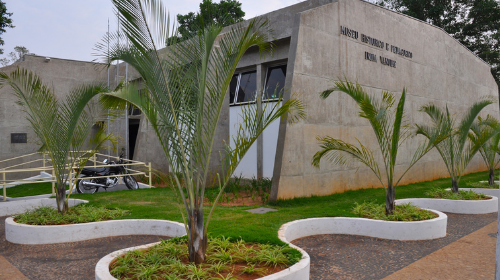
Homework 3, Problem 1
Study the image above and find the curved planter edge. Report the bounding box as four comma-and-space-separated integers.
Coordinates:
277, 210, 447, 242
0, 198, 87, 217
96, 233, 311, 280
397, 196, 498, 214
5, 218, 187, 245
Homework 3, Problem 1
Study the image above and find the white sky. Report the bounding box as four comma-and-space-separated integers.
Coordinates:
2, 0, 309, 62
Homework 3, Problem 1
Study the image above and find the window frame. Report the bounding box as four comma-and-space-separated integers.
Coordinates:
262, 63, 287, 103
229, 69, 258, 106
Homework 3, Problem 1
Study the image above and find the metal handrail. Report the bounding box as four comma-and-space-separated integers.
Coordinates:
1, 151, 152, 201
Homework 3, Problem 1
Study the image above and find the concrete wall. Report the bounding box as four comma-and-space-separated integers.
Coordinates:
271, 0, 499, 200
0, 55, 122, 179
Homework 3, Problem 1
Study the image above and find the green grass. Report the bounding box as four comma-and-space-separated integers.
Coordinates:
425, 188, 491, 200
14, 205, 128, 225
3, 182, 68, 198
65, 169, 495, 245
352, 202, 437, 221
465, 181, 499, 189
110, 236, 300, 280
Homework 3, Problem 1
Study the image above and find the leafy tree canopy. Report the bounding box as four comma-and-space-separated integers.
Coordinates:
377, 0, 500, 85
175, 0, 245, 41
0, 1, 13, 55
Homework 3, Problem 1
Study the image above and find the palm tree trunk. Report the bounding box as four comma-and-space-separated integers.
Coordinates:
489, 169, 495, 186
56, 185, 68, 213
188, 208, 207, 264
385, 185, 395, 215
452, 179, 459, 193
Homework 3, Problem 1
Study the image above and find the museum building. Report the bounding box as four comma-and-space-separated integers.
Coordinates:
0, 0, 498, 200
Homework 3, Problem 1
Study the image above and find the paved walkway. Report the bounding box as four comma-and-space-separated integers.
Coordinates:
0, 213, 497, 279
383, 222, 496, 279
293, 212, 498, 280
0, 216, 169, 280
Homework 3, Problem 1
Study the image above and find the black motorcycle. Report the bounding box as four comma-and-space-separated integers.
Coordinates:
76, 153, 139, 194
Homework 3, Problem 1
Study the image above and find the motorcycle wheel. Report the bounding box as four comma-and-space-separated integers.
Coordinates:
76, 178, 99, 194
124, 175, 139, 190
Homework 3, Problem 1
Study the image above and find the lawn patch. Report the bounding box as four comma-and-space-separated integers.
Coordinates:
4, 182, 66, 198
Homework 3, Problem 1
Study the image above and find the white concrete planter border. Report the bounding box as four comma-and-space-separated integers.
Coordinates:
0, 198, 87, 217
397, 196, 498, 214
278, 209, 447, 242
5, 218, 186, 245
95, 225, 311, 280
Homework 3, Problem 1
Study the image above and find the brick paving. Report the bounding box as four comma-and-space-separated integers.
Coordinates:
293, 212, 497, 280
382, 221, 497, 280
0, 216, 170, 280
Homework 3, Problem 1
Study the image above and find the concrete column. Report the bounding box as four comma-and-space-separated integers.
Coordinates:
269, 13, 302, 202
256, 64, 265, 179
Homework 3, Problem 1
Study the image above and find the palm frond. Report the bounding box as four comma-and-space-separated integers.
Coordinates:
312, 136, 384, 187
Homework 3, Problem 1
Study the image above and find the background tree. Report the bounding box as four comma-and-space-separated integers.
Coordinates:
0, 68, 117, 213
377, 0, 500, 85
312, 80, 447, 215
175, 0, 245, 42
0, 46, 34, 67
0, 1, 13, 55
470, 115, 500, 186
98, 0, 305, 265
417, 98, 496, 193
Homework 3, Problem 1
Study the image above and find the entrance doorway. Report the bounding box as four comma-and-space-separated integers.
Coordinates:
128, 119, 140, 160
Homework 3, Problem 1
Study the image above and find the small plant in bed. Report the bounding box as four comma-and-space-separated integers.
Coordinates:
352, 202, 437, 221
110, 236, 301, 280
425, 188, 491, 200
465, 182, 499, 189
14, 205, 129, 225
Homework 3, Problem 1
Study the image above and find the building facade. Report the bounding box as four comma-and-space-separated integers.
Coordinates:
0, 0, 498, 198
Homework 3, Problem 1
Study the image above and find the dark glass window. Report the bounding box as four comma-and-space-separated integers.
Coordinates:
264, 65, 287, 100
236, 71, 257, 103
229, 74, 238, 104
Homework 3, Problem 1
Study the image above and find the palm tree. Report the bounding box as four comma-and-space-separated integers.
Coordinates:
312, 80, 447, 215
469, 115, 500, 186
417, 98, 496, 193
97, 0, 306, 264
0, 68, 117, 213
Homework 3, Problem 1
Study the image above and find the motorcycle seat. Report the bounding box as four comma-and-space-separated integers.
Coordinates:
83, 167, 107, 173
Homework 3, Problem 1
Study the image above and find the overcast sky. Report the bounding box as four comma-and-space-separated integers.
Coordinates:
2, 0, 311, 62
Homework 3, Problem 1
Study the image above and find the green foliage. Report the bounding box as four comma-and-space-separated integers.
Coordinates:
72, 168, 489, 244
466, 181, 499, 189
13, 205, 128, 225
175, 0, 245, 42
241, 264, 265, 276
425, 188, 490, 200
110, 236, 300, 279
0, 1, 13, 55
98, 0, 305, 264
469, 115, 500, 185
0, 68, 118, 213
351, 202, 437, 221
312, 79, 446, 214
377, 0, 500, 85
417, 98, 495, 192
